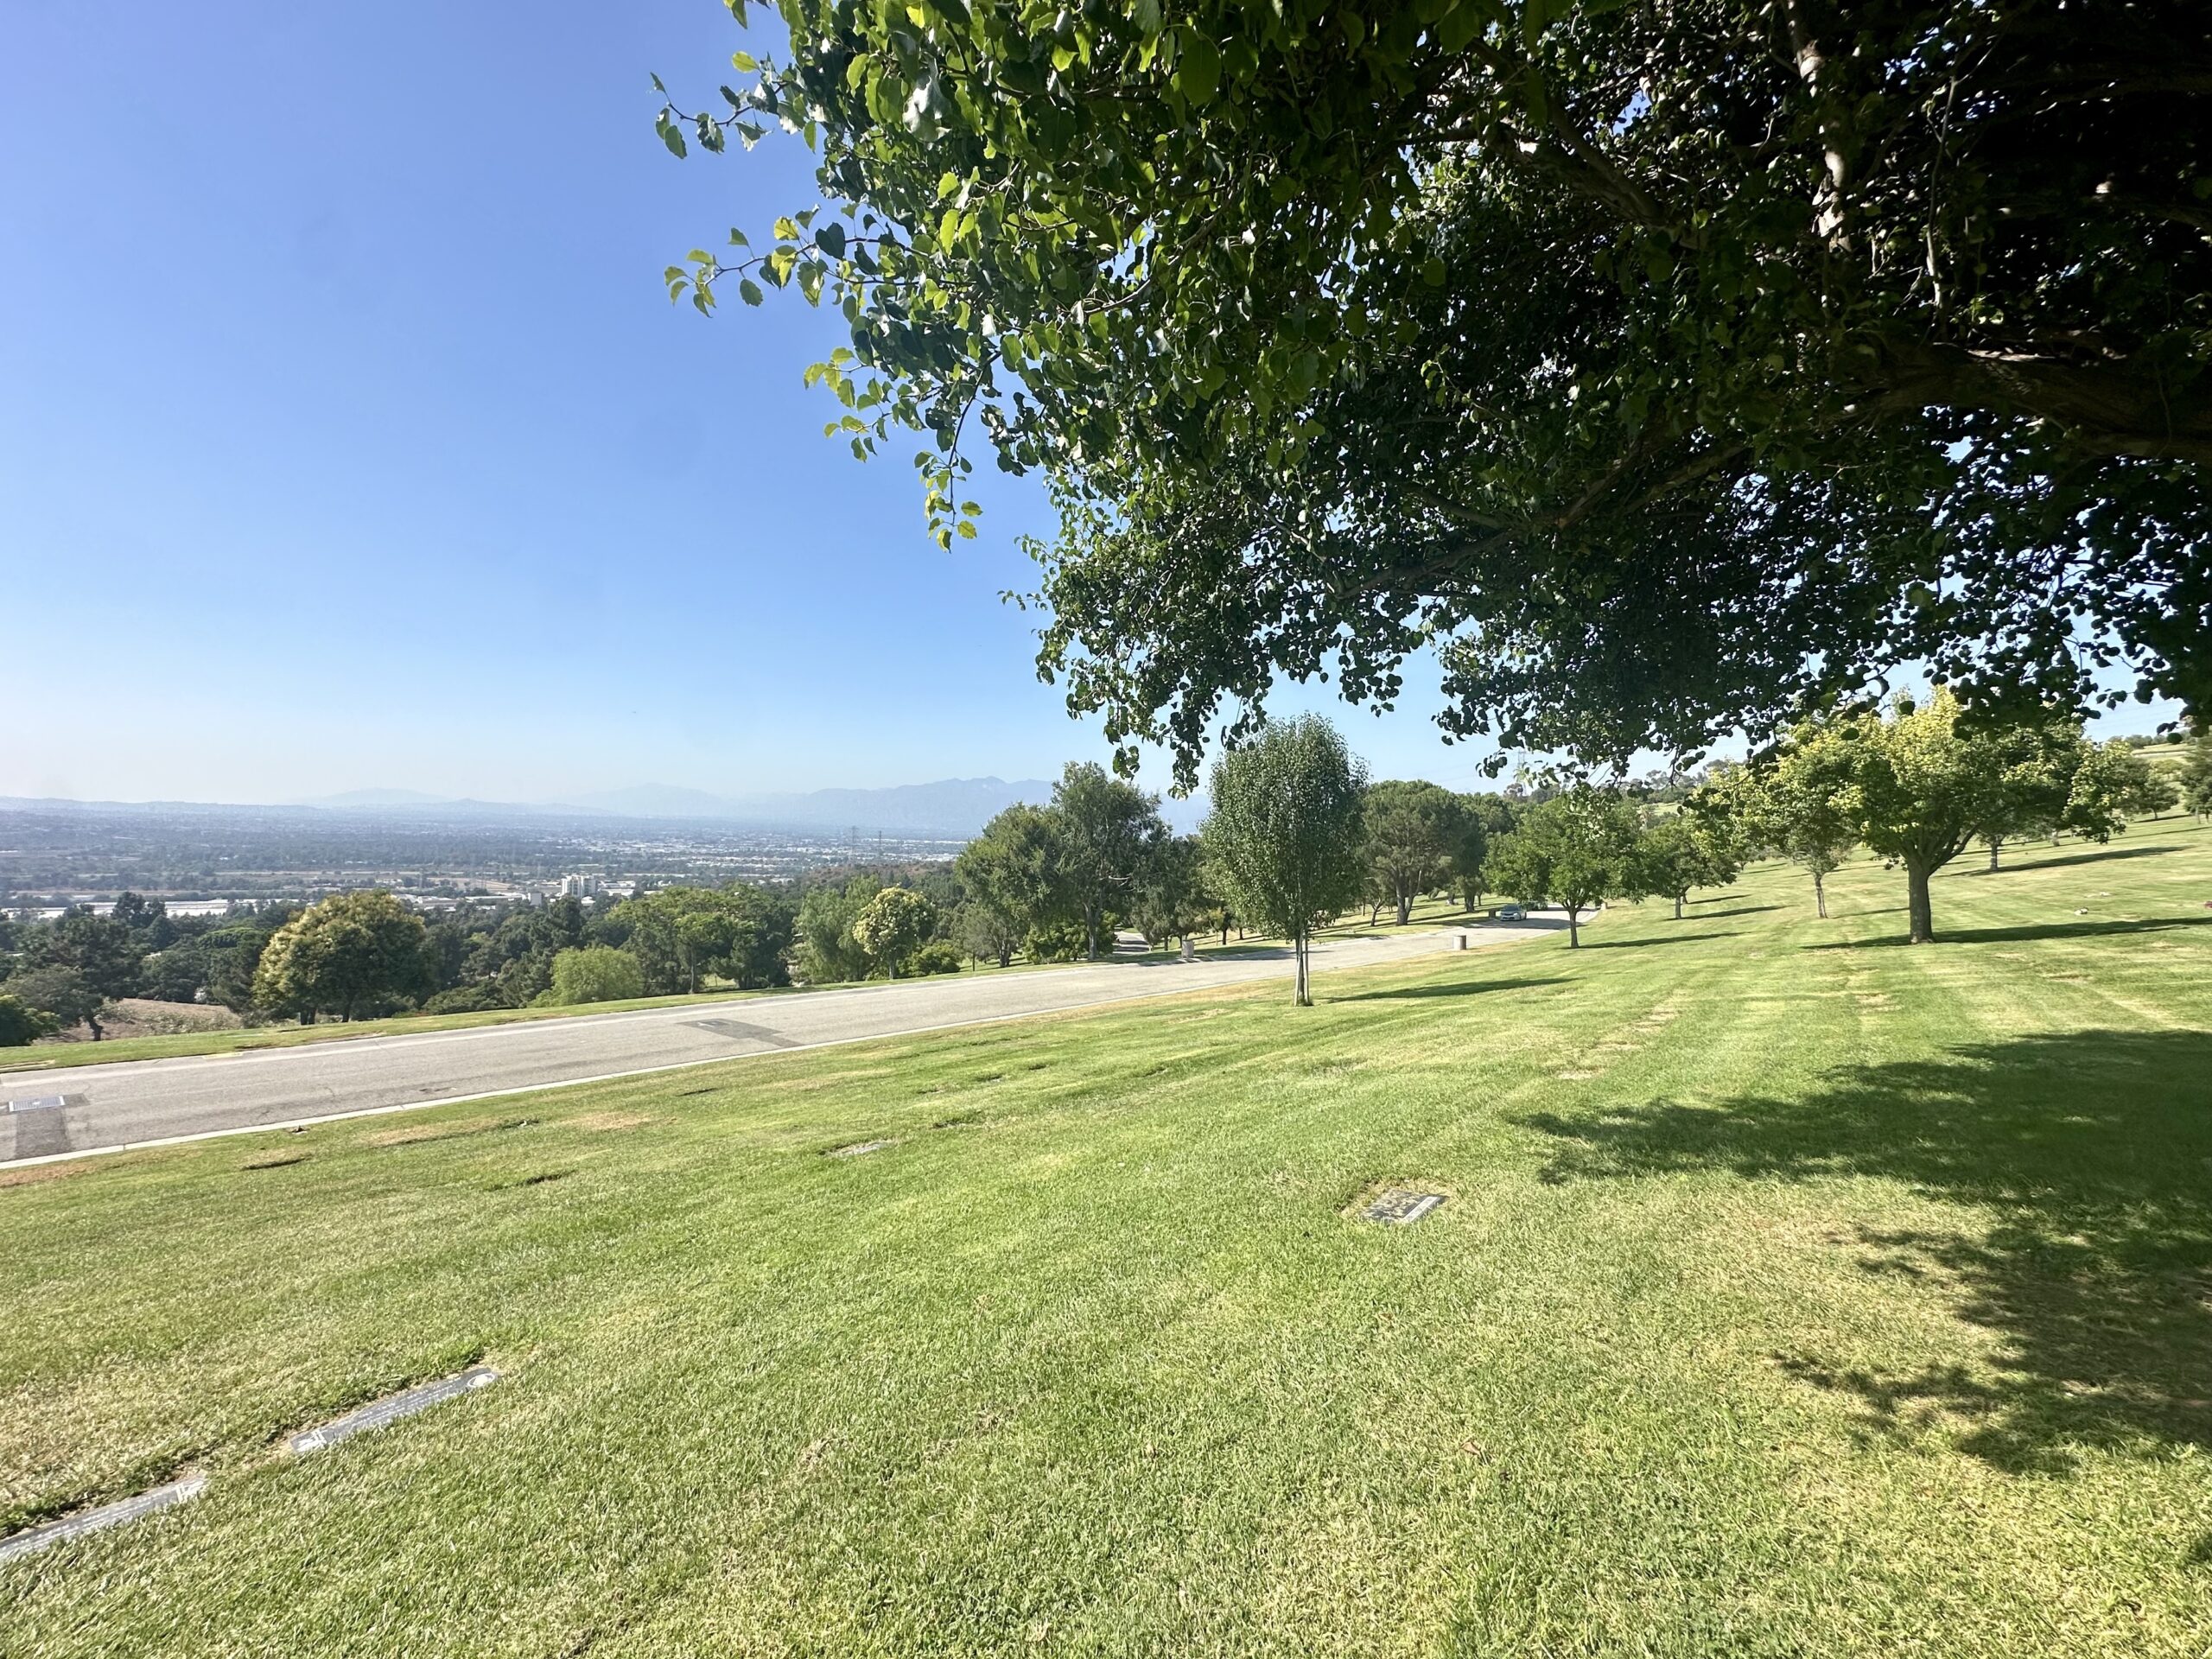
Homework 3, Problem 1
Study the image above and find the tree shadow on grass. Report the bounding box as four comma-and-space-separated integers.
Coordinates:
1684, 905, 1783, 919
1329, 977, 1569, 1003
1517, 1030, 2212, 1473
1573, 931, 1740, 950
1983, 843, 2183, 873
1803, 916, 2212, 950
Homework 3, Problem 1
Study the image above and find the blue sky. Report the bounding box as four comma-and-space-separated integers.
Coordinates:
0, 3, 2168, 807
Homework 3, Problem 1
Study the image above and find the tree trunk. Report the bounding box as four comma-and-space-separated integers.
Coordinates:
1293, 930, 1312, 1006
1906, 861, 1936, 944
1085, 906, 1101, 961
1673, 893, 1684, 920
1395, 891, 1412, 926
1567, 906, 1581, 948
1813, 870, 1828, 918
1986, 838, 2001, 871
87, 1011, 105, 1041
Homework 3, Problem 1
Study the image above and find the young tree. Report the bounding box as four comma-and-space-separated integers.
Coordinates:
1451, 794, 1511, 911
1633, 811, 1745, 921
1051, 762, 1167, 960
548, 945, 647, 1007
251, 889, 432, 1023
1362, 780, 1467, 925
955, 803, 1069, 965
1805, 690, 2125, 944
1481, 788, 1643, 947
1203, 715, 1369, 1006
1707, 756, 1855, 919
956, 902, 1022, 971
1132, 834, 1208, 952
851, 887, 935, 980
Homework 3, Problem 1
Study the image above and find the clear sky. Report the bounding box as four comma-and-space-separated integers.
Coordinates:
0, 3, 2169, 807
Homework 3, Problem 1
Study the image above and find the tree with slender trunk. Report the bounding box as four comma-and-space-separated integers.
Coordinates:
1051, 763, 1167, 960
1480, 788, 1642, 948
1777, 690, 2125, 944
1203, 716, 1368, 1006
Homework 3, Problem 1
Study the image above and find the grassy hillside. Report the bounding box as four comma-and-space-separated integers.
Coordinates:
3, 823, 2209, 1656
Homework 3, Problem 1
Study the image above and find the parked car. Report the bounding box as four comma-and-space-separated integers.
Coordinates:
1496, 904, 1526, 922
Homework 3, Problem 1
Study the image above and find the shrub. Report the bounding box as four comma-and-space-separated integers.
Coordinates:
420, 983, 514, 1015
0, 994, 59, 1047
905, 941, 964, 976
549, 945, 647, 1007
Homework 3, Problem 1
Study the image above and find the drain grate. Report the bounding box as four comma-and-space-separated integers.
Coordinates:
1358, 1189, 1447, 1225
289, 1366, 499, 1455
0, 1475, 206, 1565
5, 1095, 79, 1114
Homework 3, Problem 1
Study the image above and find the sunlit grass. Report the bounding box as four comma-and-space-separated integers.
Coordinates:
3, 822, 2209, 1656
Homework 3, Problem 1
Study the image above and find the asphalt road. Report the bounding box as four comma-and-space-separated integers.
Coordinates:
0, 920, 1560, 1166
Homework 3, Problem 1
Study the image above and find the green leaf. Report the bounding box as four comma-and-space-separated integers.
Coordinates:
730, 49, 758, 72
1176, 31, 1221, 105
816, 222, 847, 259
739, 278, 765, 306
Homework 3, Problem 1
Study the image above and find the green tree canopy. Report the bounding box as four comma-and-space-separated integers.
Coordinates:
1481, 787, 1642, 946
1631, 810, 1745, 922
1363, 780, 1468, 925
1202, 715, 1369, 1005
851, 887, 937, 979
251, 890, 432, 1024
955, 801, 1070, 965
2, 968, 103, 1040
795, 877, 883, 983
1780, 690, 2122, 943
1701, 753, 1856, 918
670, 1, 2209, 781
549, 945, 648, 1007
2180, 721, 2212, 818
0, 993, 58, 1049
1050, 762, 1168, 959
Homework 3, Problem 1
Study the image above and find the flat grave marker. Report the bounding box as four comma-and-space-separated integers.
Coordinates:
0, 1475, 206, 1566
1357, 1188, 1447, 1226
828, 1138, 896, 1158
288, 1366, 499, 1456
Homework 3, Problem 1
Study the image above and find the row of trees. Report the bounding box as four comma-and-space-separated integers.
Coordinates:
1704, 693, 2193, 943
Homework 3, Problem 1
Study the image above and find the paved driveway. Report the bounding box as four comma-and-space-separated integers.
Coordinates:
1, 920, 1561, 1166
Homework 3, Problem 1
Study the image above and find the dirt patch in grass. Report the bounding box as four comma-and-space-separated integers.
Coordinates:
241, 1153, 310, 1171
568, 1112, 659, 1134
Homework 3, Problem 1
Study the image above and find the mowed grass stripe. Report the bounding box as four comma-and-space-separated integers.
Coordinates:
1, 821, 2209, 1656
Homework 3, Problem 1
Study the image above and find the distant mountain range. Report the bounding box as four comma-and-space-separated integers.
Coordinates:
3, 776, 1207, 838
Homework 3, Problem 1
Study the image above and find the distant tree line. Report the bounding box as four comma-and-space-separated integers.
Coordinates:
3, 715, 2202, 1039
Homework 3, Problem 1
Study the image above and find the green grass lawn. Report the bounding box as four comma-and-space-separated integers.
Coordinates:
4, 822, 2211, 1656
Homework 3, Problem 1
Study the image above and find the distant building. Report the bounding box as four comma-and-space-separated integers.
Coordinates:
558, 874, 603, 899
